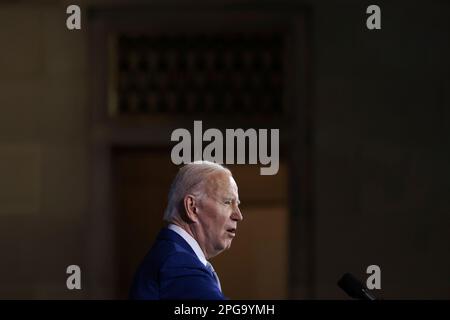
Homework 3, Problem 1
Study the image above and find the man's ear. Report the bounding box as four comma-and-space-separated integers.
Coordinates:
183, 194, 199, 223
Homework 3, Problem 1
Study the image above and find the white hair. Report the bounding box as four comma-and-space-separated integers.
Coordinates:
163, 161, 231, 223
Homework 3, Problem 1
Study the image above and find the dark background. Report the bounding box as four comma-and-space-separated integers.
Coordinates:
0, 0, 449, 299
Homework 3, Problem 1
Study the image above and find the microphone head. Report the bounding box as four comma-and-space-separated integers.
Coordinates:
338, 273, 375, 300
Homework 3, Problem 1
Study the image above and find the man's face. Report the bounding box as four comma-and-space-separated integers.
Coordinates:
195, 171, 243, 259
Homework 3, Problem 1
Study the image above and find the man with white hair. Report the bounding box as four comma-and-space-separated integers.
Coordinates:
130, 161, 243, 300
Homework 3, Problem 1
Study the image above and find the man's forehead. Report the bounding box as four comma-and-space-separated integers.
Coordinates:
204, 171, 237, 194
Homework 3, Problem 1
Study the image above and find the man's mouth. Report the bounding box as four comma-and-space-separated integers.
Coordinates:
226, 228, 237, 236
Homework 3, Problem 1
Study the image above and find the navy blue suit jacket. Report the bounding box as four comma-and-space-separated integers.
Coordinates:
130, 228, 225, 300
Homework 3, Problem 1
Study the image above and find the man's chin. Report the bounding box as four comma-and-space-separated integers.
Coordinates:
216, 242, 232, 255
224, 239, 233, 250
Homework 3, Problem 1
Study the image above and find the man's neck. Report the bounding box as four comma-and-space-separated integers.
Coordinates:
169, 218, 210, 258
167, 222, 209, 264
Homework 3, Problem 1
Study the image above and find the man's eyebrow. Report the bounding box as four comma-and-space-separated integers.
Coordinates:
223, 196, 240, 204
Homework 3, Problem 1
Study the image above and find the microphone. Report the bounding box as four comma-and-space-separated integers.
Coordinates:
337, 273, 376, 300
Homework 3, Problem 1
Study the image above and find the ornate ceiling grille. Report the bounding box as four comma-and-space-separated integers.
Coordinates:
109, 33, 284, 116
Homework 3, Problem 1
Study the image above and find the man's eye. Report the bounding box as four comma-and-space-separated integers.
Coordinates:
224, 200, 232, 205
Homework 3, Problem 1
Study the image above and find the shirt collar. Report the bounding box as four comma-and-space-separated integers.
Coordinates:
167, 224, 208, 266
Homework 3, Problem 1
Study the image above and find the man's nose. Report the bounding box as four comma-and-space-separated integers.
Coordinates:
232, 205, 243, 221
